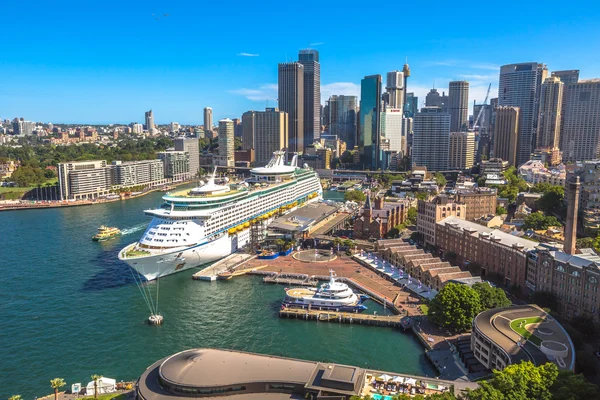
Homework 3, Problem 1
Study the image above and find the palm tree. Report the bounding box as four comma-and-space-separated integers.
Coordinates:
9, 395, 22, 400
91, 374, 103, 399
50, 378, 66, 400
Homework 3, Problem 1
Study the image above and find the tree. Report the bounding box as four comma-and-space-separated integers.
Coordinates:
434, 172, 447, 187
472, 282, 511, 310
523, 212, 561, 230
415, 192, 427, 201
91, 374, 103, 399
406, 207, 418, 225
577, 237, 596, 249
50, 378, 66, 400
536, 186, 564, 214
496, 206, 507, 215
428, 283, 482, 332
344, 190, 366, 202
465, 361, 558, 400
9, 395, 22, 400
530, 291, 559, 312
569, 315, 598, 339
550, 371, 600, 399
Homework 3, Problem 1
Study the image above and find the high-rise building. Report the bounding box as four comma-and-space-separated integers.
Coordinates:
175, 137, 200, 177
241, 111, 256, 150
412, 107, 451, 171
536, 76, 564, 159
217, 119, 235, 167
359, 75, 382, 169
380, 107, 404, 154
158, 151, 190, 180
493, 106, 520, 166
232, 118, 243, 137
449, 81, 469, 132
132, 123, 144, 135
203, 107, 213, 134
12, 120, 35, 136
498, 62, 548, 166
402, 117, 413, 157
252, 108, 288, 166
561, 79, 600, 162
278, 62, 304, 153
551, 70, 580, 85
405, 93, 418, 118
298, 49, 320, 145
449, 131, 475, 170
57, 160, 112, 200
112, 160, 164, 187
145, 110, 156, 134
327, 95, 358, 149
385, 71, 404, 109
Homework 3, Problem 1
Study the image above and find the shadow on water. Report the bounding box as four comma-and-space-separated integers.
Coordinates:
82, 248, 138, 291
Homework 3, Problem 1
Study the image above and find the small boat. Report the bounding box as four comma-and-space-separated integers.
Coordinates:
92, 226, 121, 241
217, 271, 233, 280
148, 314, 164, 325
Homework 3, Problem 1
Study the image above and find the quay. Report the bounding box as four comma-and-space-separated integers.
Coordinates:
279, 306, 411, 328
192, 252, 256, 281
263, 273, 318, 286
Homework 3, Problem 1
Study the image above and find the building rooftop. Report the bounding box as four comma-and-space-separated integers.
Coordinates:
473, 305, 575, 371
438, 216, 539, 252
269, 203, 340, 233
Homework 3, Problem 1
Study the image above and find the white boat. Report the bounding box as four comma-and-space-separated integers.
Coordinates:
119, 151, 322, 280
283, 270, 368, 312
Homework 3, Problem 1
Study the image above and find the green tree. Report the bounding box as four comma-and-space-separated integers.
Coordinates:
344, 190, 366, 202
91, 374, 102, 399
496, 206, 507, 215
428, 283, 482, 332
523, 212, 561, 230
407, 207, 418, 225
434, 172, 447, 187
415, 192, 427, 201
536, 186, 564, 214
472, 282, 511, 310
465, 361, 558, 400
550, 371, 600, 399
50, 378, 66, 400
576, 237, 596, 249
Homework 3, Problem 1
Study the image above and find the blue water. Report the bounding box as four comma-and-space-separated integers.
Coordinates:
0, 190, 434, 398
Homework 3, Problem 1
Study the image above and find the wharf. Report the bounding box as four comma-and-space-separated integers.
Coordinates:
192, 253, 256, 281
279, 306, 407, 328
263, 273, 318, 286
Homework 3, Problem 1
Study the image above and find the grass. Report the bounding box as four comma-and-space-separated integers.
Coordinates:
510, 317, 544, 346
79, 394, 127, 400
0, 179, 58, 197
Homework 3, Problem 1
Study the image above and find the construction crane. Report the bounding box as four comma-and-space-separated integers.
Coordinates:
472, 83, 492, 131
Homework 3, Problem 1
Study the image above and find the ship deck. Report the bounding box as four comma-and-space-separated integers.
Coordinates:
286, 288, 316, 298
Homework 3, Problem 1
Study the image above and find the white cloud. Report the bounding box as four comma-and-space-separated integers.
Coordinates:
320, 82, 360, 104
425, 60, 462, 67
459, 74, 498, 82
237, 52, 260, 57
309, 42, 325, 46
469, 63, 500, 71
229, 84, 277, 101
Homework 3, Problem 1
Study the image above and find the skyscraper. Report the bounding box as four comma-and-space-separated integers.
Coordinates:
359, 75, 382, 169
536, 76, 564, 153
412, 107, 451, 171
498, 62, 548, 166
551, 70, 580, 85
561, 79, 600, 162
145, 110, 156, 134
327, 95, 358, 149
253, 108, 289, 166
381, 107, 404, 154
278, 62, 304, 153
449, 131, 475, 170
204, 107, 213, 134
402, 62, 411, 113
449, 81, 469, 132
174, 137, 200, 177
217, 119, 235, 167
298, 49, 320, 145
493, 106, 520, 167
241, 111, 256, 150
425, 88, 448, 110
385, 71, 404, 109
405, 93, 418, 118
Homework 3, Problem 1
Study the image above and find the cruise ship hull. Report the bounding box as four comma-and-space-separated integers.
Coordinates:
120, 233, 245, 281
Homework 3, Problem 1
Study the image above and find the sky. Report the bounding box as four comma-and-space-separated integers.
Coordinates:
1, 0, 600, 125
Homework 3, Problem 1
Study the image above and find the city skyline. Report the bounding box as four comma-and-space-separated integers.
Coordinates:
2, 1, 599, 124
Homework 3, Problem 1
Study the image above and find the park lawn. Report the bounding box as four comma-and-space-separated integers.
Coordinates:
510, 317, 544, 346
0, 178, 58, 197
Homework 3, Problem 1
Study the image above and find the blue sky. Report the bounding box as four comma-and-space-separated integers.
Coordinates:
1, 0, 599, 125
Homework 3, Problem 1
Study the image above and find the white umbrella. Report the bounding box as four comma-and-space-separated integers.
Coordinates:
393, 376, 405, 383
405, 378, 417, 385
379, 374, 393, 381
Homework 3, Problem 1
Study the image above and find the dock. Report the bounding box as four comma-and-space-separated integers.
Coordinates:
192, 253, 256, 281
279, 307, 408, 328
263, 274, 318, 286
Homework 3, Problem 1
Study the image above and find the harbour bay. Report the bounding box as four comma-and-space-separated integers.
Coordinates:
0, 190, 434, 399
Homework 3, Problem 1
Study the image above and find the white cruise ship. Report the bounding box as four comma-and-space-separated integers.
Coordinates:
119, 151, 322, 280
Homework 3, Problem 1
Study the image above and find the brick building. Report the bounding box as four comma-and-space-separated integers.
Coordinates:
353, 196, 408, 240
435, 216, 538, 290
456, 188, 498, 221
417, 195, 466, 245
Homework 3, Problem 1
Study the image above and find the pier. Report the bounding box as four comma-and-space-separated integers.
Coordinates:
192, 253, 256, 281
263, 273, 318, 286
279, 306, 410, 328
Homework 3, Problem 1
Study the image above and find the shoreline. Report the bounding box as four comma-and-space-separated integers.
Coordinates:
0, 180, 194, 212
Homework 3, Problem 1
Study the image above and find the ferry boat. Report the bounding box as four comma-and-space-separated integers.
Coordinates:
118, 151, 322, 280
92, 226, 122, 241
283, 270, 368, 312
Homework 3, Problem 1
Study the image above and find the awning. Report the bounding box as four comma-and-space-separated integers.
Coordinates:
378, 374, 393, 381
393, 376, 405, 383
404, 378, 417, 385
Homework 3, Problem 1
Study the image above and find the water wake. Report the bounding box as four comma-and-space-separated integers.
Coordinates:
121, 223, 147, 235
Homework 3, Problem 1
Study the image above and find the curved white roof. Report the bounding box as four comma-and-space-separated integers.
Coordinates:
251, 150, 297, 175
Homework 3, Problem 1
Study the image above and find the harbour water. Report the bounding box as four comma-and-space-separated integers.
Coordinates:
0, 190, 434, 398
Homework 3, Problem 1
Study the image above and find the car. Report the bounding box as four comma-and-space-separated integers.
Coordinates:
339, 236, 348, 239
